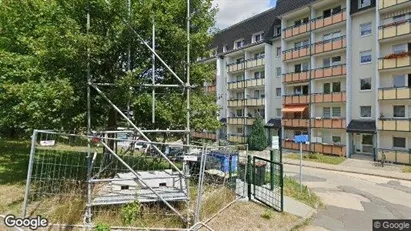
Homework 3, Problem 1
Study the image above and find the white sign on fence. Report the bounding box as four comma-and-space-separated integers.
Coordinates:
40, 140, 56, 146
183, 155, 198, 161
271, 136, 279, 150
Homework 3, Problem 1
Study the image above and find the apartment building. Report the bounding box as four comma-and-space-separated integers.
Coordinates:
197, 0, 411, 165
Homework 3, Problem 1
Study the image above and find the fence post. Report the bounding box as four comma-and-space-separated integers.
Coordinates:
270, 150, 274, 190
247, 155, 252, 201
22, 130, 38, 217
280, 164, 284, 212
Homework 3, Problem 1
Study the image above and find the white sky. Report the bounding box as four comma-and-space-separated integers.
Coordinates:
212, 0, 277, 29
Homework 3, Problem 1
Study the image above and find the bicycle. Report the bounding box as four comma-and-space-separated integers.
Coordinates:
381, 152, 386, 167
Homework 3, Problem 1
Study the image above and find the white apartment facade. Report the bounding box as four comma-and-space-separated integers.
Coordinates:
196, 0, 411, 165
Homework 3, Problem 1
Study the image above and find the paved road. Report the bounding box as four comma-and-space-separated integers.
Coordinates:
284, 165, 411, 231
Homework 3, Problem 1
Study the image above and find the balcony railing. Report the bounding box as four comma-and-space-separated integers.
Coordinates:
311, 118, 346, 129
379, 0, 411, 10
378, 53, 411, 70
245, 56, 265, 69
227, 62, 245, 73
313, 64, 346, 79
283, 45, 310, 61
227, 117, 245, 125
191, 132, 217, 140
312, 91, 346, 103
282, 118, 310, 128
379, 19, 411, 40
227, 134, 246, 143
378, 118, 411, 132
228, 99, 245, 107
283, 71, 310, 83
377, 148, 411, 165
378, 87, 411, 100
245, 78, 265, 87
245, 98, 265, 106
310, 8, 347, 30
283, 94, 309, 105
312, 36, 346, 55
205, 85, 216, 93
283, 140, 310, 151
283, 21, 311, 39
228, 81, 245, 90
312, 143, 346, 156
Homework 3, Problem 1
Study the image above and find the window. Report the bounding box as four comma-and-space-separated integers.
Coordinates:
360, 106, 372, 118
332, 82, 341, 92
323, 107, 331, 118
254, 71, 265, 79
323, 58, 331, 68
235, 40, 244, 49
254, 33, 264, 43
276, 88, 281, 97
294, 85, 309, 95
323, 31, 341, 41
294, 17, 309, 26
323, 6, 341, 18
332, 107, 341, 117
295, 40, 309, 49
236, 58, 244, 64
359, 0, 371, 9
393, 105, 405, 117
223, 45, 228, 52
332, 136, 341, 143
254, 52, 265, 59
393, 14, 406, 23
276, 67, 281, 77
360, 50, 372, 64
276, 47, 281, 56
236, 75, 243, 82
275, 26, 281, 36
236, 109, 243, 117
393, 44, 407, 54
237, 127, 243, 134
360, 22, 372, 36
276, 108, 281, 117
295, 63, 309, 73
254, 90, 261, 98
393, 75, 406, 87
323, 56, 341, 67
360, 78, 372, 90
324, 83, 331, 94
393, 137, 406, 149
236, 92, 244, 99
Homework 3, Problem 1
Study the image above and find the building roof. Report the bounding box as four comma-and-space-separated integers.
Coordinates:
346, 120, 377, 133
265, 118, 282, 128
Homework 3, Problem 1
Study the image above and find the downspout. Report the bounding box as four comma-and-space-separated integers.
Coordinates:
375, 0, 380, 161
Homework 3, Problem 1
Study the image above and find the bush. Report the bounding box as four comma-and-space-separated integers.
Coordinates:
247, 118, 267, 151
95, 223, 110, 231
121, 201, 141, 225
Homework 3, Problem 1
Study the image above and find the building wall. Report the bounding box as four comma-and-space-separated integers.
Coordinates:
379, 131, 411, 150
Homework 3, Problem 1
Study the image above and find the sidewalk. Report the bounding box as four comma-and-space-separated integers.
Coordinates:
283, 158, 411, 181
281, 196, 317, 231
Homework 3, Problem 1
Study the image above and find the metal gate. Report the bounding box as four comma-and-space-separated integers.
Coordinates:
247, 154, 283, 212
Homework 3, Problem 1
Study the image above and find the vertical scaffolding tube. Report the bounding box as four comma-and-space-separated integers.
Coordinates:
86, 4, 92, 225
152, 18, 156, 123
22, 130, 38, 217
186, 0, 191, 226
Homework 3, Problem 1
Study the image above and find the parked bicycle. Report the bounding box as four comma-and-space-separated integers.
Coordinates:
381, 152, 386, 167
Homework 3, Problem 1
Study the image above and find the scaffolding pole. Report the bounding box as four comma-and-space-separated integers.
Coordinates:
152, 16, 156, 123
86, 2, 92, 225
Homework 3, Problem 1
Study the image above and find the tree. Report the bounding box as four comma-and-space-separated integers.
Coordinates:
0, 0, 220, 138
247, 118, 267, 151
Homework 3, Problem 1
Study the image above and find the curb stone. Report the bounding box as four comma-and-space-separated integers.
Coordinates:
280, 203, 318, 231
283, 162, 411, 181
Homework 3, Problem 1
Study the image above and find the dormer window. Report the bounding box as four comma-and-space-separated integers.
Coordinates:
223, 45, 228, 52
235, 39, 245, 49
253, 32, 264, 43
274, 26, 281, 36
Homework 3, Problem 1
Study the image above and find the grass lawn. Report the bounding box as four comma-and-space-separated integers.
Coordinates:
286, 152, 345, 165
284, 176, 321, 208
402, 166, 411, 173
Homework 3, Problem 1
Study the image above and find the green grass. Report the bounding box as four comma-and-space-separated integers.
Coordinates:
284, 176, 321, 208
286, 152, 345, 165
402, 166, 411, 173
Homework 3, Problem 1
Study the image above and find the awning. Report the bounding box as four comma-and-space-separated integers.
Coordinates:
281, 106, 307, 113
346, 120, 376, 134
265, 118, 282, 128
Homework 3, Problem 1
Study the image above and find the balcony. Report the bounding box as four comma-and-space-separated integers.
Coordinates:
312, 36, 346, 55
245, 56, 265, 69
228, 99, 245, 107
311, 8, 347, 31
283, 140, 309, 151
312, 91, 346, 103
245, 78, 265, 87
378, 118, 411, 132
245, 98, 265, 106
311, 118, 346, 129
205, 85, 216, 93
378, 53, 411, 70
283, 22, 310, 39
282, 118, 310, 128
228, 81, 245, 90
227, 62, 245, 73
283, 45, 310, 62
283, 94, 309, 105
378, 87, 411, 100
379, 19, 411, 40
227, 117, 245, 125
191, 132, 216, 140
283, 71, 310, 83
379, 0, 411, 11
312, 64, 346, 79
378, 148, 411, 165
227, 134, 246, 143
312, 143, 346, 156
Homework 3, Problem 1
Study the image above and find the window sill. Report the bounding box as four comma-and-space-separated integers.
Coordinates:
360, 89, 372, 92
360, 117, 372, 119
360, 34, 372, 38
360, 62, 372, 65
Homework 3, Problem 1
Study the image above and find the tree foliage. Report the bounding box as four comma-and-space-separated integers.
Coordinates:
0, 0, 220, 138
247, 118, 267, 151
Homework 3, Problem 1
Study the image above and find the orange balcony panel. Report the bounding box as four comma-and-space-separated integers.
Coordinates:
285, 29, 292, 38
314, 19, 324, 29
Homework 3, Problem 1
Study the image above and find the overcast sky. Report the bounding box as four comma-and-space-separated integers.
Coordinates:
212, 0, 277, 29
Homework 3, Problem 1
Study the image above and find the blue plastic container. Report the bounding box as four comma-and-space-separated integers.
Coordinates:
208, 151, 238, 173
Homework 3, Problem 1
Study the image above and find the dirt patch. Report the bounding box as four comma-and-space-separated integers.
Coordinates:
0, 184, 25, 215
202, 201, 298, 231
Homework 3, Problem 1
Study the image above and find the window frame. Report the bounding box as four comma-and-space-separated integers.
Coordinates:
360, 22, 372, 37
323, 107, 331, 118
276, 47, 281, 57
276, 108, 282, 117
393, 74, 406, 88
360, 106, 372, 118
360, 50, 372, 64
276, 67, 281, 77
332, 136, 342, 144
393, 44, 407, 54
360, 78, 372, 91
359, 0, 371, 9
393, 137, 406, 149
276, 88, 281, 97
332, 107, 341, 117
393, 105, 406, 118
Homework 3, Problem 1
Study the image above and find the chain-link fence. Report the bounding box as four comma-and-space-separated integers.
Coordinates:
22, 130, 248, 230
